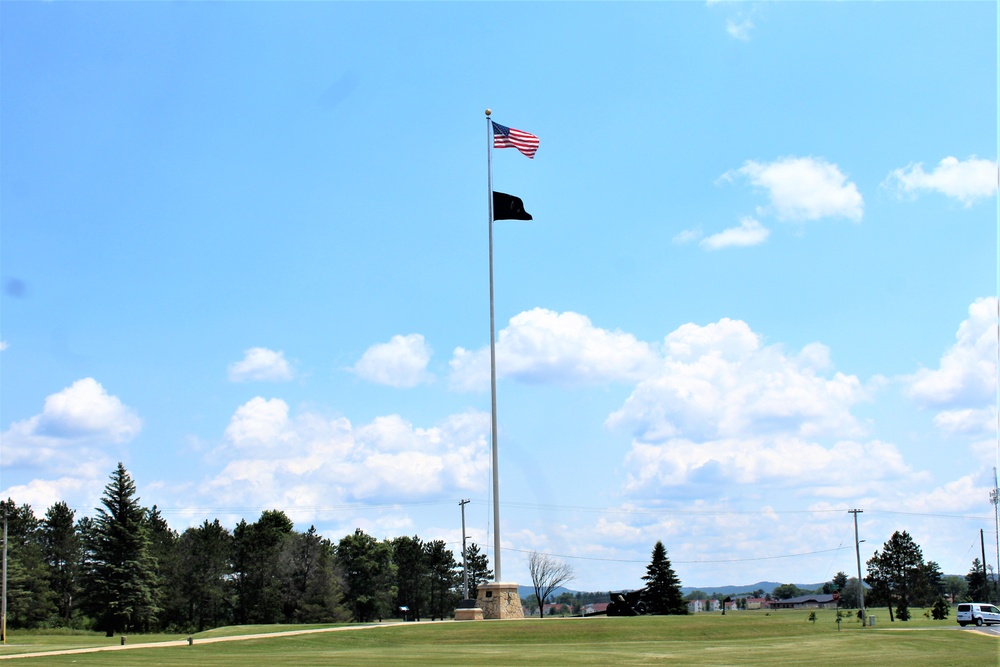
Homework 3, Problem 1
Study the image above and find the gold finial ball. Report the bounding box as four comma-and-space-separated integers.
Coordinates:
485, 109, 492, 116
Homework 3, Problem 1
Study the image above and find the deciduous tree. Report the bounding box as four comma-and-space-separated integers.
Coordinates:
528, 551, 574, 619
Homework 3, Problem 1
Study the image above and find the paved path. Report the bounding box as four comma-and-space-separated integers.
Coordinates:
0, 622, 416, 661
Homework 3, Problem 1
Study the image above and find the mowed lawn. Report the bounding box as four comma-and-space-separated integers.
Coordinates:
1, 611, 996, 666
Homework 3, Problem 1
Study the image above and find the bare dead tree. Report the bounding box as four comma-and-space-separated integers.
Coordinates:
528, 551, 575, 618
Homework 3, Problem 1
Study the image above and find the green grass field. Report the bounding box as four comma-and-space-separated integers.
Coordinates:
1, 610, 996, 666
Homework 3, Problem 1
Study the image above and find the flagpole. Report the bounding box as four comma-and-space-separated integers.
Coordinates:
485, 108, 502, 582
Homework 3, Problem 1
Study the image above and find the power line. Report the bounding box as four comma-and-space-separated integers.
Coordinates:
501, 545, 849, 565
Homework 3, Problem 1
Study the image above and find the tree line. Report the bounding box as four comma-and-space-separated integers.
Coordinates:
1, 463, 492, 636
684, 530, 995, 621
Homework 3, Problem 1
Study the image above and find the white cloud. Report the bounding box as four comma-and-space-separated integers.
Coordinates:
228, 347, 294, 382
700, 217, 770, 250
352, 334, 432, 388
885, 156, 997, 206
673, 228, 703, 245
622, 437, 917, 497
726, 17, 754, 41
725, 156, 864, 222
449, 308, 660, 391
0, 341, 8, 351
0, 378, 141, 475
201, 399, 491, 519
608, 318, 867, 443
907, 297, 997, 410
0, 476, 103, 516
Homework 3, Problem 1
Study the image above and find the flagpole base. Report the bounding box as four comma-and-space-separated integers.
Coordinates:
476, 582, 524, 619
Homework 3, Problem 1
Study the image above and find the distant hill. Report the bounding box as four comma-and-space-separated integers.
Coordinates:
516, 582, 826, 602
680, 582, 825, 597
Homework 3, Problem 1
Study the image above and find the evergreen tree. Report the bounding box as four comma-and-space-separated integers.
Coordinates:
232, 510, 294, 624
81, 464, 161, 635
424, 539, 460, 620
965, 558, 990, 601
865, 530, 925, 622
641, 541, 687, 615
337, 528, 396, 622
40, 501, 81, 626
392, 536, 428, 620
0, 499, 57, 630
462, 542, 492, 600
277, 526, 349, 623
177, 519, 233, 631
145, 506, 183, 630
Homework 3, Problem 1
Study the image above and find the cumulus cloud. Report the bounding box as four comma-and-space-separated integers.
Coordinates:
609, 318, 866, 442
700, 217, 770, 250
907, 297, 997, 436
449, 308, 660, 391
228, 347, 294, 382
724, 156, 864, 222
603, 318, 877, 495
352, 334, 432, 388
0, 378, 141, 472
908, 298, 996, 409
0, 341, 8, 351
885, 156, 997, 206
622, 437, 917, 497
202, 398, 491, 519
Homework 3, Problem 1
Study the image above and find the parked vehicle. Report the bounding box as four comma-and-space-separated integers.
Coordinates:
956, 602, 1000, 627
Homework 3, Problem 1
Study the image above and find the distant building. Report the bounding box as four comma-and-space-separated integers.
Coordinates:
768, 593, 839, 610
745, 597, 769, 610
583, 602, 609, 615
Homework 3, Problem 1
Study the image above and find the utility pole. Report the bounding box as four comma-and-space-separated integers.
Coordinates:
459, 499, 471, 600
849, 509, 866, 625
2, 507, 8, 645
990, 467, 999, 603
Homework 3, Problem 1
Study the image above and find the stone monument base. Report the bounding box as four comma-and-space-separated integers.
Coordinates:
454, 598, 484, 621
476, 581, 524, 619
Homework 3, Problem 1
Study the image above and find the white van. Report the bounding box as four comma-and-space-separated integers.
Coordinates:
956, 602, 1000, 627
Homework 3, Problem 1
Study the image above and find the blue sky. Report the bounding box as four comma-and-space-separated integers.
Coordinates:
2, 1, 998, 592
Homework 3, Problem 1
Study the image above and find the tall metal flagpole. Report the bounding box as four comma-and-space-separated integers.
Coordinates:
485, 108, 502, 582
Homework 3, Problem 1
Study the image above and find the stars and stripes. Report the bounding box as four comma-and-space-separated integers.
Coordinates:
492, 121, 539, 159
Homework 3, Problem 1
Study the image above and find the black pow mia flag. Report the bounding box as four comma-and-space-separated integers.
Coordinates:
492, 191, 532, 221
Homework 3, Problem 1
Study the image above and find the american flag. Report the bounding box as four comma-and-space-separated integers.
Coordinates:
492, 121, 539, 159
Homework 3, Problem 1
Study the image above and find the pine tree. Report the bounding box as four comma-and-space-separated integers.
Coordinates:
424, 540, 460, 620
81, 464, 161, 636
392, 536, 428, 620
232, 510, 294, 624
641, 541, 687, 615
177, 519, 234, 631
0, 499, 57, 629
865, 530, 925, 622
337, 528, 396, 622
40, 501, 81, 626
462, 542, 492, 600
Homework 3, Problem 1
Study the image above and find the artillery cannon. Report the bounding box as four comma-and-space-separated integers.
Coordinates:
606, 587, 647, 616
